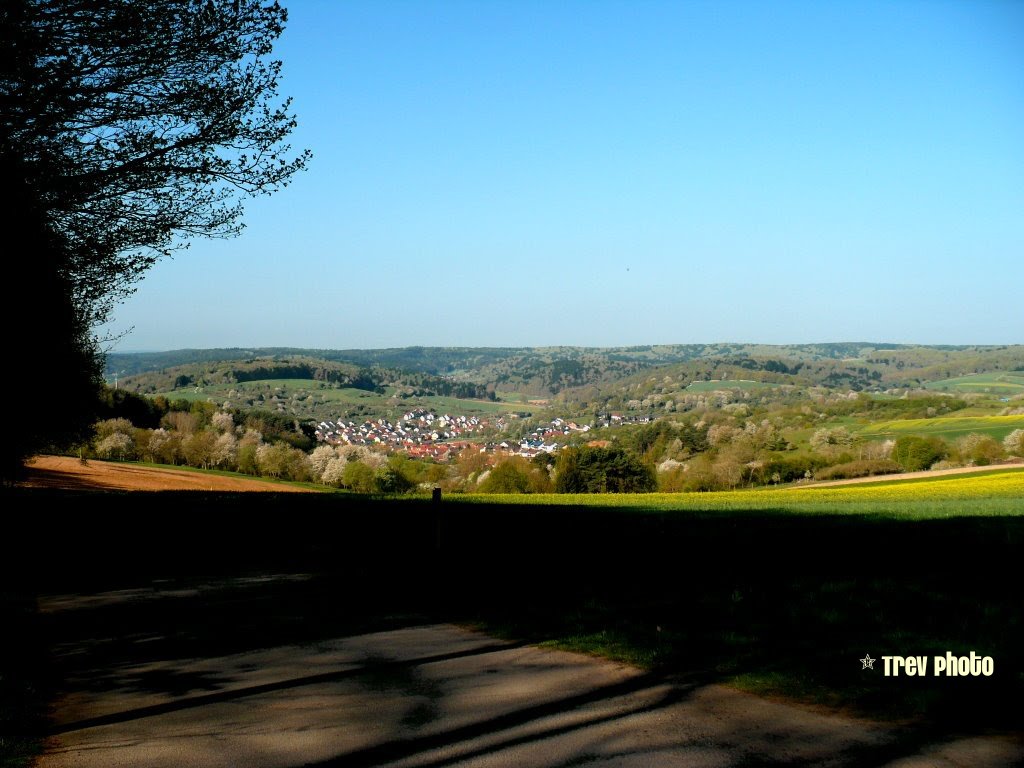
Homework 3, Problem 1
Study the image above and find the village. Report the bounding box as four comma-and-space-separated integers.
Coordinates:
312, 408, 648, 461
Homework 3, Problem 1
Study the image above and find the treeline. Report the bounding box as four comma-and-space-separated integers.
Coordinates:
98, 390, 312, 447
82, 388, 1024, 495
821, 394, 968, 420
394, 373, 493, 400
231, 363, 492, 399
118, 357, 493, 401
580, 408, 1024, 492
110, 346, 1024, 413
231, 364, 383, 392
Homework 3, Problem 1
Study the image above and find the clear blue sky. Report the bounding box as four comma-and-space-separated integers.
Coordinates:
105, 0, 1024, 351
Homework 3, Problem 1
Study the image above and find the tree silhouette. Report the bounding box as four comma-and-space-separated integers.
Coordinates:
1, 0, 308, 477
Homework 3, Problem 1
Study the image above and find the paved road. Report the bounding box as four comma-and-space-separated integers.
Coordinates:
37, 583, 1023, 768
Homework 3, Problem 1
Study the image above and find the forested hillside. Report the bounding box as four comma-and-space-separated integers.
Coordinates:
109, 343, 1024, 400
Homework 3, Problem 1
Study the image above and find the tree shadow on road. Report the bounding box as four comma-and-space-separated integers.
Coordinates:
7, 491, 1024, 766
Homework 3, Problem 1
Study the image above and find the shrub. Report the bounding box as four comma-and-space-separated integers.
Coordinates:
814, 459, 903, 481
375, 465, 414, 494
760, 453, 829, 484
956, 433, 1004, 466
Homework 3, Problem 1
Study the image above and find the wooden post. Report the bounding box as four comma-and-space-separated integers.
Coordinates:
432, 487, 443, 552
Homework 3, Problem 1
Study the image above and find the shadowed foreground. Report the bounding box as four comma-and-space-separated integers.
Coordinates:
5, 490, 1023, 766
34, 581, 1022, 768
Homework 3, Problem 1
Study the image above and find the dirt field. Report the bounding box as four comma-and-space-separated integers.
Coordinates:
22, 455, 318, 493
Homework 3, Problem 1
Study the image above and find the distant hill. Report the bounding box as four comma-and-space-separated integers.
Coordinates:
109, 343, 1024, 381
110, 342, 927, 378
106, 343, 1024, 420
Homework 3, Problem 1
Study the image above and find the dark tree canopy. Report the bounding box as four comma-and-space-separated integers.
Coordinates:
0, 0, 308, 478
2, 0, 309, 324
555, 447, 656, 494
2, 171, 104, 479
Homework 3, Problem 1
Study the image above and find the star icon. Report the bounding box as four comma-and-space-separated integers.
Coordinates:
860, 654, 875, 670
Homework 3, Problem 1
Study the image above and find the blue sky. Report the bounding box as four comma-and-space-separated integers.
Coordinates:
105, 0, 1024, 351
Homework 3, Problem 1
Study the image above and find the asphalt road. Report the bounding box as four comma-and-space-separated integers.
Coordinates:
37, 581, 1023, 768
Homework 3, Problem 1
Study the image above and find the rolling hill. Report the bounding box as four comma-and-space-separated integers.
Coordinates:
106, 343, 1024, 423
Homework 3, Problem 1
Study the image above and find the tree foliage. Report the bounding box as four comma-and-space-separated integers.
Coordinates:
554, 447, 656, 494
1, 0, 307, 478
478, 457, 551, 494
891, 436, 948, 473
2, 0, 310, 324
1, 171, 102, 479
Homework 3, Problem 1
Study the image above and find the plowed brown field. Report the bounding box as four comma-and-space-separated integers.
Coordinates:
22, 455, 317, 492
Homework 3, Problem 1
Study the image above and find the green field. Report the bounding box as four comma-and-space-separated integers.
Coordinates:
454, 468, 1024, 518
684, 379, 775, 392
857, 414, 1024, 441
924, 372, 1024, 396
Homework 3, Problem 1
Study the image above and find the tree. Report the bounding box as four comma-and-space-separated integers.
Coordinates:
99, 389, 166, 428
2, 174, 102, 479
94, 418, 135, 440
479, 458, 532, 494
554, 447, 656, 494
320, 457, 347, 488
375, 465, 414, 494
211, 431, 238, 468
92, 420, 137, 461
235, 431, 261, 475
343, 461, 376, 494
891, 436, 947, 472
309, 445, 338, 480
956, 433, 1003, 466
211, 411, 235, 434
148, 428, 179, 464
181, 428, 217, 469
809, 426, 854, 455
95, 431, 133, 461
3, 0, 309, 325
255, 442, 286, 478
1, 0, 308, 478
1003, 429, 1024, 457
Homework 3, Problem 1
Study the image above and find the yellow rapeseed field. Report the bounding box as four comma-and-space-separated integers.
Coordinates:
456, 468, 1024, 517
738, 468, 1024, 503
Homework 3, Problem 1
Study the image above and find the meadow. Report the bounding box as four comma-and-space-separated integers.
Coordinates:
924, 372, 1024, 396
857, 414, 1024, 441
